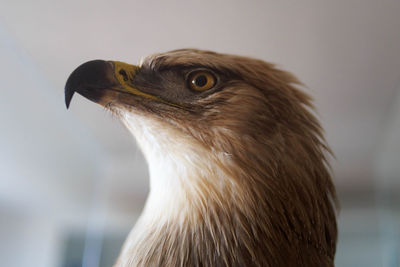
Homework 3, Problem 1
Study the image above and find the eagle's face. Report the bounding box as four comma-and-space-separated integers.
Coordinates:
66, 49, 311, 159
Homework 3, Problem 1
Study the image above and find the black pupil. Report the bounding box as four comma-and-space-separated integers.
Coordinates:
194, 75, 208, 87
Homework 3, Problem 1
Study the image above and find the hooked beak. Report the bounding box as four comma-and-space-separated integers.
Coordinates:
65, 60, 185, 110
65, 60, 163, 109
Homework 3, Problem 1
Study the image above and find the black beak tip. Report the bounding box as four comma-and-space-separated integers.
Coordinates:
64, 65, 79, 110
65, 86, 74, 109
65, 72, 77, 109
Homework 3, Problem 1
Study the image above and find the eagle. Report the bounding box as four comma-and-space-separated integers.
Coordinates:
65, 49, 337, 267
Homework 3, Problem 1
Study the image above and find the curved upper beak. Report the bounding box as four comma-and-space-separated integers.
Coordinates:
64, 60, 139, 109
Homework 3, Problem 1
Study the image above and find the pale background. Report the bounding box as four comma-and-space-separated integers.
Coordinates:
1, 0, 399, 266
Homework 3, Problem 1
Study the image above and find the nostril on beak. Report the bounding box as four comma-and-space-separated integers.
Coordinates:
119, 69, 129, 81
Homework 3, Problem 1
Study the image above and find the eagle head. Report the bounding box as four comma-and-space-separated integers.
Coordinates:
65, 49, 337, 267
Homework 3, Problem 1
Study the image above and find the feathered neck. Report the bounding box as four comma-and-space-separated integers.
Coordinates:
114, 110, 336, 267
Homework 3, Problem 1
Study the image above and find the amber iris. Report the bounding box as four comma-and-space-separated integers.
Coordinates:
188, 71, 216, 91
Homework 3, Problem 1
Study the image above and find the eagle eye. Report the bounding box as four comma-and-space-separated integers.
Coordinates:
187, 71, 216, 91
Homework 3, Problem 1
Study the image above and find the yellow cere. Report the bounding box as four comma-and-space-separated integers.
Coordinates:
112, 61, 183, 109
113, 61, 159, 101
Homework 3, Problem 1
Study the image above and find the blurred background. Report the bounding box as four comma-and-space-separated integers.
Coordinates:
0, 0, 399, 266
